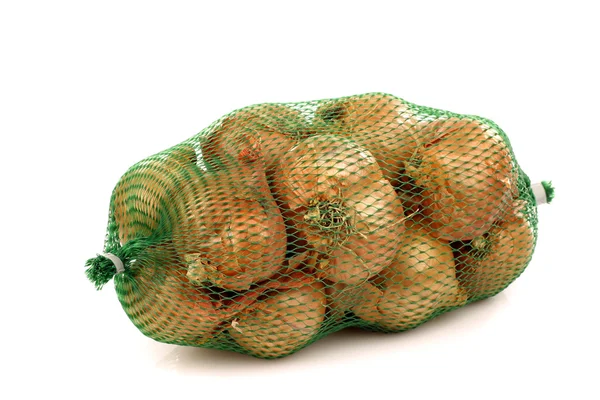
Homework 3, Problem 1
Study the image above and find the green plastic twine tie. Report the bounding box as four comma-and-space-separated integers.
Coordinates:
531, 181, 555, 205
541, 181, 555, 204
85, 237, 154, 290
85, 253, 125, 290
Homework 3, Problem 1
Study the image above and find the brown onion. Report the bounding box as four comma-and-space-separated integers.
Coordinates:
111, 145, 200, 245
113, 141, 287, 291
313, 93, 419, 186
201, 104, 311, 253
329, 222, 466, 331
173, 156, 287, 291
455, 199, 535, 300
404, 117, 517, 241
280, 134, 405, 284
117, 244, 304, 346
229, 274, 326, 358
201, 103, 309, 170
117, 246, 223, 346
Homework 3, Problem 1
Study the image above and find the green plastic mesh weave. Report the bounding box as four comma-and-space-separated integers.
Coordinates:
86, 93, 552, 359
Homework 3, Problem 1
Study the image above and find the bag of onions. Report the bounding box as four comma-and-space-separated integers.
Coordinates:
85, 93, 554, 359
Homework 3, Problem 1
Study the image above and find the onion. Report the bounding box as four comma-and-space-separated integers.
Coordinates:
324, 280, 379, 321
403, 117, 517, 241
313, 93, 419, 186
201, 104, 311, 254
229, 274, 326, 358
116, 246, 223, 346
111, 148, 229, 343
455, 199, 535, 300
112, 145, 200, 245
201, 104, 309, 171
280, 134, 405, 284
112, 141, 287, 291
117, 244, 306, 346
330, 222, 466, 331
173, 155, 287, 291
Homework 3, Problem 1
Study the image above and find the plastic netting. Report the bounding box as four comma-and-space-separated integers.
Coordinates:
86, 93, 553, 359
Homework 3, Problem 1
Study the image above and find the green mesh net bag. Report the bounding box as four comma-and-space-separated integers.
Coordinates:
85, 92, 554, 359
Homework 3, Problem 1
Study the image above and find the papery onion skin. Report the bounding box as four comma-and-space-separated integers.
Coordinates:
455, 199, 535, 300
229, 277, 326, 359
404, 117, 517, 241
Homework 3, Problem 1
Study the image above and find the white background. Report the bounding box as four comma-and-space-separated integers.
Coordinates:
1, 1, 598, 399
